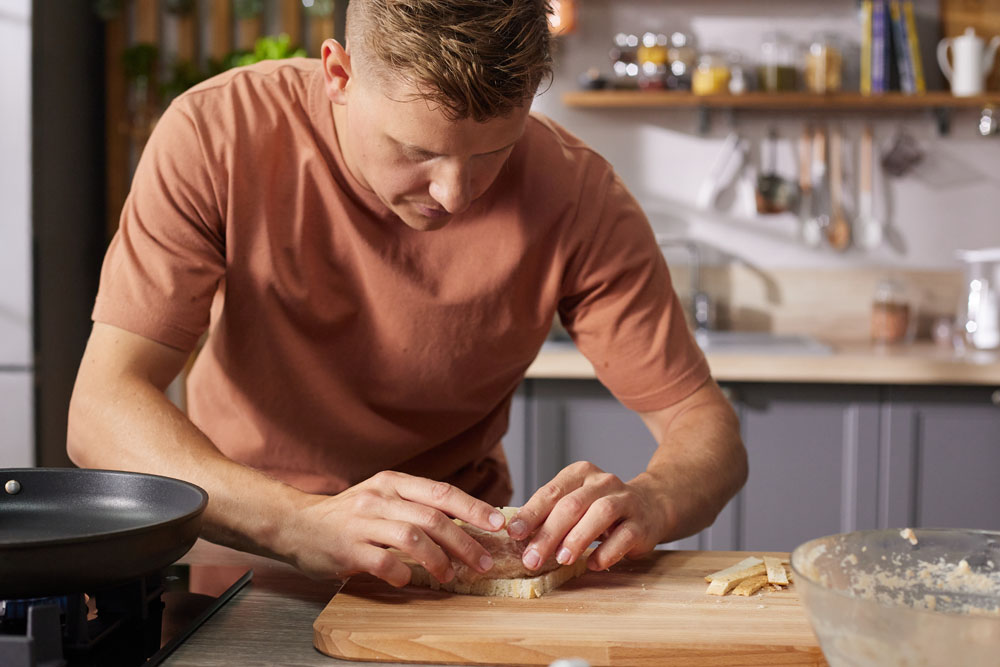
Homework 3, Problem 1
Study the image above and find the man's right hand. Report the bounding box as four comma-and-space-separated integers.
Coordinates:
68, 323, 504, 589
283, 472, 507, 587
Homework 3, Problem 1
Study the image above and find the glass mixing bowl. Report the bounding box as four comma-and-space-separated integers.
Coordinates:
791, 528, 1000, 667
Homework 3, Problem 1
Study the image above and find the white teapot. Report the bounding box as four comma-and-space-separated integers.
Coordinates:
937, 27, 1000, 97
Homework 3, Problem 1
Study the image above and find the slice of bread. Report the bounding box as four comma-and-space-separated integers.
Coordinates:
408, 556, 588, 599
406, 506, 590, 599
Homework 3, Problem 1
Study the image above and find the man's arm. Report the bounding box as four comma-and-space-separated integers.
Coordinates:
506, 378, 746, 572
68, 322, 507, 586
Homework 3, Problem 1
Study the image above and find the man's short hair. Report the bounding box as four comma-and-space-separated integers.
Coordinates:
346, 0, 553, 122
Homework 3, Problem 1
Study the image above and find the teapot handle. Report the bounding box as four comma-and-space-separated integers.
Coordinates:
937, 38, 954, 83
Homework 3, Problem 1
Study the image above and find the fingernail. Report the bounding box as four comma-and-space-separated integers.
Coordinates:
556, 547, 572, 565
509, 519, 526, 538
488, 511, 505, 530
523, 549, 540, 570
479, 554, 494, 572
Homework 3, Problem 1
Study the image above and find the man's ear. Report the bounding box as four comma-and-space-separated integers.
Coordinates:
321, 39, 352, 105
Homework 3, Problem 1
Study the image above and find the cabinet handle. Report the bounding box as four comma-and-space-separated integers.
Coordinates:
992, 389, 1000, 407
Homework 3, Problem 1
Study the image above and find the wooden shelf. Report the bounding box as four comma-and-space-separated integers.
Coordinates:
562, 89, 1000, 111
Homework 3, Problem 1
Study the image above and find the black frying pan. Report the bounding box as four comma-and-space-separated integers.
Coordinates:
0, 468, 208, 599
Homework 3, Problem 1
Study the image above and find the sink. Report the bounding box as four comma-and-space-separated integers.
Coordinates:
694, 330, 833, 356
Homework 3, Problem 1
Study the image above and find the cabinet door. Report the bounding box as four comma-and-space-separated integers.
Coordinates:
882, 386, 1000, 531
734, 383, 880, 553
504, 387, 530, 506
522, 379, 735, 551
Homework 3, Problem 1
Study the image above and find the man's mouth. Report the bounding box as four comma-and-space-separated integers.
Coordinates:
415, 204, 449, 219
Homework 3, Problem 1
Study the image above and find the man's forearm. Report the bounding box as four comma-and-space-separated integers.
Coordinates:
67, 372, 306, 562
636, 383, 747, 544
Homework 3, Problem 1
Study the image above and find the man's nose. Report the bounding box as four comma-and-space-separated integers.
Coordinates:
428, 160, 473, 215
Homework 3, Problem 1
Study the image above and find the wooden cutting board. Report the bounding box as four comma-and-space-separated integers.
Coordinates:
313, 550, 827, 666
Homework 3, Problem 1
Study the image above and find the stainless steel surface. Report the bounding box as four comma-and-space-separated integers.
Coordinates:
655, 235, 713, 332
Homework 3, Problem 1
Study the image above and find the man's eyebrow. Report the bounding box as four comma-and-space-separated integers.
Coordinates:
396, 138, 517, 157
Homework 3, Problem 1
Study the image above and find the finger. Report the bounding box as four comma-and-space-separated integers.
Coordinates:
586, 519, 650, 572
509, 461, 597, 540
366, 518, 456, 584
376, 497, 496, 577
353, 544, 415, 588
552, 496, 626, 567
521, 486, 600, 571
377, 471, 506, 533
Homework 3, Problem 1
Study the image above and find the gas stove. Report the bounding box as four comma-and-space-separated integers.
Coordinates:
0, 564, 251, 667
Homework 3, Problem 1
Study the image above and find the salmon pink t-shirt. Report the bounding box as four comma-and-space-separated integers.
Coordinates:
93, 59, 710, 505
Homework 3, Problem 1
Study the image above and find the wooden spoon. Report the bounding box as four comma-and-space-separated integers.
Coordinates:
856, 124, 883, 250
825, 125, 851, 251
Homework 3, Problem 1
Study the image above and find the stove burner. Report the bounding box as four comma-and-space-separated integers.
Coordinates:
0, 573, 164, 667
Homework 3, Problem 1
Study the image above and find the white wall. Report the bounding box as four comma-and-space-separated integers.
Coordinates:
0, 0, 35, 467
532, 0, 1000, 270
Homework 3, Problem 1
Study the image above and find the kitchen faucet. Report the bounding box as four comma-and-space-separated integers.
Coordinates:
655, 235, 713, 332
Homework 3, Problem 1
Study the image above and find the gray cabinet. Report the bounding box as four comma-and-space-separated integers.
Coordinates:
732, 384, 880, 553
881, 386, 1000, 531
503, 379, 1000, 554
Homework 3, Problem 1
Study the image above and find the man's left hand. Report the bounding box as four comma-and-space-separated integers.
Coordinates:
507, 461, 667, 572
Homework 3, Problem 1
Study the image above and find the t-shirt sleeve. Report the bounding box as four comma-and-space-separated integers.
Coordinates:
92, 100, 226, 352
558, 168, 711, 413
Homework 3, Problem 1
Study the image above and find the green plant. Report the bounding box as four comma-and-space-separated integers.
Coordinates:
122, 43, 159, 82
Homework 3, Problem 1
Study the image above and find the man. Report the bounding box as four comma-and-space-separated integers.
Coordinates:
68, 0, 746, 588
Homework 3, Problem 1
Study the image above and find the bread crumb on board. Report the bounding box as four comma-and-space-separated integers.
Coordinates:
705, 555, 793, 597
900, 528, 919, 545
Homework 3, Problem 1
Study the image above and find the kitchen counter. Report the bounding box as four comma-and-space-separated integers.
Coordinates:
162, 540, 413, 667
527, 341, 1000, 386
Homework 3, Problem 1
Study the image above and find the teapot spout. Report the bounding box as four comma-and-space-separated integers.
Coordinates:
984, 36, 1000, 75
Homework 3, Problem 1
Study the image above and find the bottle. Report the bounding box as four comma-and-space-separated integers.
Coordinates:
758, 32, 799, 92
805, 32, 843, 93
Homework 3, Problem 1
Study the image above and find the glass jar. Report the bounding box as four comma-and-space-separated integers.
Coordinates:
805, 32, 843, 94
757, 31, 799, 92
609, 33, 640, 89
665, 31, 696, 90
637, 31, 669, 89
692, 52, 731, 95
871, 278, 916, 345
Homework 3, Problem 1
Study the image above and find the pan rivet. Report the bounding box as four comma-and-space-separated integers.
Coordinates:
4, 480, 21, 495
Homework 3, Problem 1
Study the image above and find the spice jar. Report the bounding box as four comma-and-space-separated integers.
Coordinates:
871, 278, 915, 345
805, 32, 843, 93
692, 52, 731, 95
665, 31, 696, 90
757, 32, 799, 92
637, 31, 669, 89
609, 33, 640, 89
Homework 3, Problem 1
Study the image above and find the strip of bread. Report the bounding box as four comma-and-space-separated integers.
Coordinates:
732, 574, 769, 596
705, 560, 767, 595
763, 556, 789, 585
704, 556, 764, 583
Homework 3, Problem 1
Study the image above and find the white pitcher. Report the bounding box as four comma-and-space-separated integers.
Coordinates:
937, 28, 1000, 97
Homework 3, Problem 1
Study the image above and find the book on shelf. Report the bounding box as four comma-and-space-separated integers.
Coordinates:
902, 0, 927, 93
864, 0, 926, 95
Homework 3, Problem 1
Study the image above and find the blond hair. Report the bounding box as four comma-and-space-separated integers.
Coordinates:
346, 0, 553, 122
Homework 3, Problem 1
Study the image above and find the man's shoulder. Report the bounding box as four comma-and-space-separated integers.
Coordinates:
523, 112, 607, 164
173, 58, 319, 119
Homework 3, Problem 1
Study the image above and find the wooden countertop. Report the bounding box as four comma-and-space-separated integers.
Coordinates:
526, 341, 1000, 386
